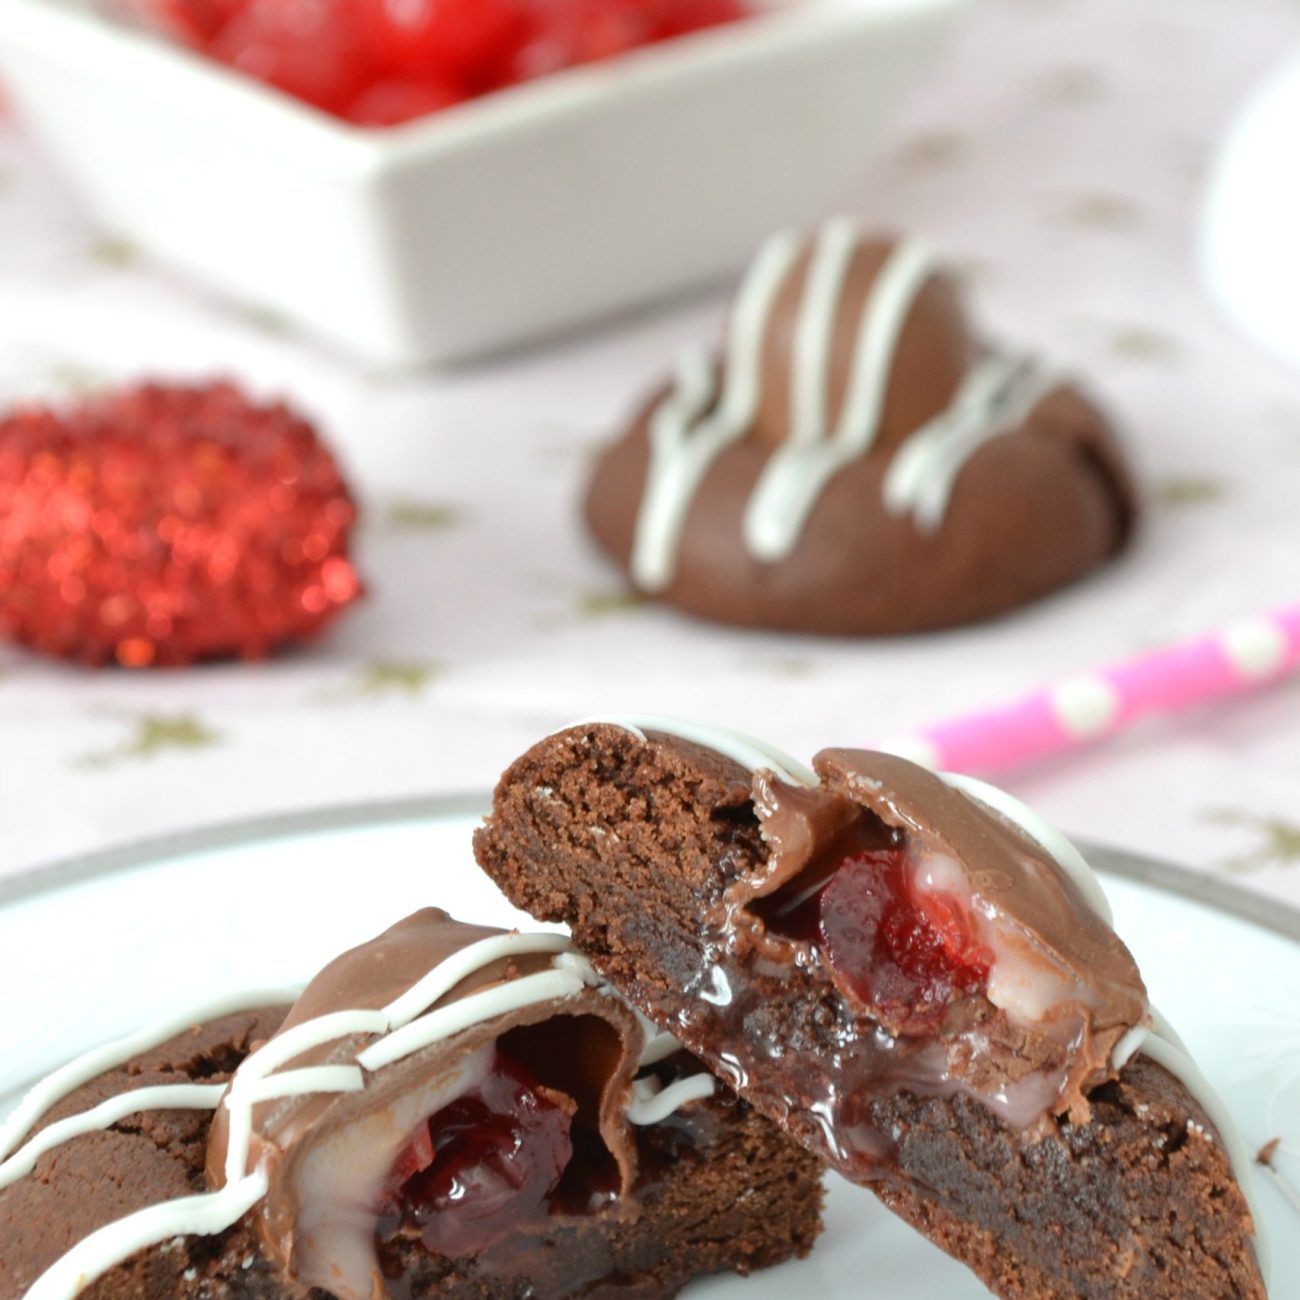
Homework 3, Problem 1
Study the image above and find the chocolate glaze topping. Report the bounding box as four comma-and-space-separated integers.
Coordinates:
206, 909, 643, 1299
746, 751, 1147, 1121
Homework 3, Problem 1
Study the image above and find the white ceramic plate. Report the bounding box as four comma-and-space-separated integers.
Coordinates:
2, 801, 1297, 1298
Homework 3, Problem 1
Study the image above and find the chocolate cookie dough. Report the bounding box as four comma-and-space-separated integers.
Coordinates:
585, 222, 1137, 634
475, 719, 1265, 1299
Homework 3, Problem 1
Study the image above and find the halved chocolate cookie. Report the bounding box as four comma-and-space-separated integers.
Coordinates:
585, 222, 1137, 634
475, 720, 1266, 1299
0, 908, 822, 1298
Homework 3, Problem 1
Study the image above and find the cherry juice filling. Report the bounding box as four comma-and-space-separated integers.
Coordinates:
378, 1051, 574, 1258
376, 1016, 624, 1264
756, 843, 992, 1031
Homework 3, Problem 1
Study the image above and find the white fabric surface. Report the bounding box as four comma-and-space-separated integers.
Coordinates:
1, 0, 1299, 910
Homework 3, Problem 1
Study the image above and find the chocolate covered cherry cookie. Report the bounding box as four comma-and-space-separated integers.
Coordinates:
585, 221, 1138, 634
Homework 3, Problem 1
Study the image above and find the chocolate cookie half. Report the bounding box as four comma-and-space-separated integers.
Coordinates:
475, 719, 1266, 1299
0, 908, 822, 1298
585, 221, 1137, 634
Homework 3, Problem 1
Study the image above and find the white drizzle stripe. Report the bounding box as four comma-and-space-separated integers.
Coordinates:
1126, 1027, 1269, 1274
638, 1032, 684, 1068
0, 1085, 225, 1191
26, 1172, 268, 1300
630, 231, 801, 591
627, 1074, 717, 1126
0, 986, 302, 1164
790, 218, 858, 446
552, 951, 601, 985
883, 355, 1055, 532
572, 714, 817, 788
833, 237, 936, 450
234, 1067, 364, 1104
382, 932, 573, 1027
221, 1011, 388, 1183
742, 237, 936, 563
940, 772, 1114, 924
358, 968, 586, 1073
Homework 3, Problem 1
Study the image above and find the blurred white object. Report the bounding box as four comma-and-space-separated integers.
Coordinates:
1202, 44, 1300, 370
0, 0, 968, 367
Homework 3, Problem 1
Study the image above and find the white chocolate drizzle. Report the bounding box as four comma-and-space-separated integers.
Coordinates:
628, 221, 1057, 585
631, 231, 802, 590
883, 353, 1055, 533
627, 1073, 717, 1126
4, 929, 714, 1299
0, 986, 304, 1166
744, 235, 936, 562
569, 713, 817, 788
585, 715, 1265, 1266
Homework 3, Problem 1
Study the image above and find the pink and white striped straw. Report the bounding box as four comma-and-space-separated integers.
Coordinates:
882, 605, 1300, 776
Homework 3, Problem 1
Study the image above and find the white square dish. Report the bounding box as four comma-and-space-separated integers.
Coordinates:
0, 0, 969, 366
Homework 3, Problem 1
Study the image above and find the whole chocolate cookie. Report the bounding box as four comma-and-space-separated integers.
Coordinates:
585, 222, 1138, 634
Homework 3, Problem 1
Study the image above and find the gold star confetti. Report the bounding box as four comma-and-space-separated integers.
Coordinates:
1209, 810, 1300, 873
1037, 65, 1105, 106
743, 656, 816, 678
47, 363, 109, 394
87, 235, 140, 269
335, 659, 442, 699
1156, 476, 1226, 509
385, 498, 463, 533
228, 302, 294, 336
897, 129, 969, 169
577, 589, 645, 619
1047, 193, 1143, 229
78, 712, 221, 769
1107, 326, 1184, 364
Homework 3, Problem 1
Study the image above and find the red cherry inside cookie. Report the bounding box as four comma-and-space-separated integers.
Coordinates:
818, 849, 993, 1029
381, 1052, 574, 1256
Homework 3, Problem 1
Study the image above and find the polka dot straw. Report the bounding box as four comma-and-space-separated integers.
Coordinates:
880, 607, 1300, 775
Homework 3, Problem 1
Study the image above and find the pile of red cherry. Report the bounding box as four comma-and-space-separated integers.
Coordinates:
142, 0, 753, 126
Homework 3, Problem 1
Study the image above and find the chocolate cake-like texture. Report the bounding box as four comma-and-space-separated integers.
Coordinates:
0, 908, 822, 1298
585, 221, 1138, 634
474, 721, 1266, 1299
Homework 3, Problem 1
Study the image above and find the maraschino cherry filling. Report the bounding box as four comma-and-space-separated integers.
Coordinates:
377, 1051, 574, 1258
766, 847, 993, 1033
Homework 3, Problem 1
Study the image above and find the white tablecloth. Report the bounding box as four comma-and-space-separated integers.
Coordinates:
2, 0, 1299, 912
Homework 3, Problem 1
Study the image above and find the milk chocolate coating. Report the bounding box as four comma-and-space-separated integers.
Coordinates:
747, 750, 1148, 1120
206, 909, 643, 1292
585, 233, 1138, 635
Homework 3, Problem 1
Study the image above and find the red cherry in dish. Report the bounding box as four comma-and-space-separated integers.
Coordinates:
380, 1052, 574, 1257
356, 0, 530, 88
209, 0, 374, 113
146, 0, 248, 44
344, 75, 466, 125
137, 0, 755, 123
818, 849, 993, 1028
651, 0, 751, 38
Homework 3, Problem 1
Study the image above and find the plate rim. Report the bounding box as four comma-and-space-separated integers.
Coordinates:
2, 792, 1298, 945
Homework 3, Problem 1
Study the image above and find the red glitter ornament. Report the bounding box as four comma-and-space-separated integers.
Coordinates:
0, 382, 362, 667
